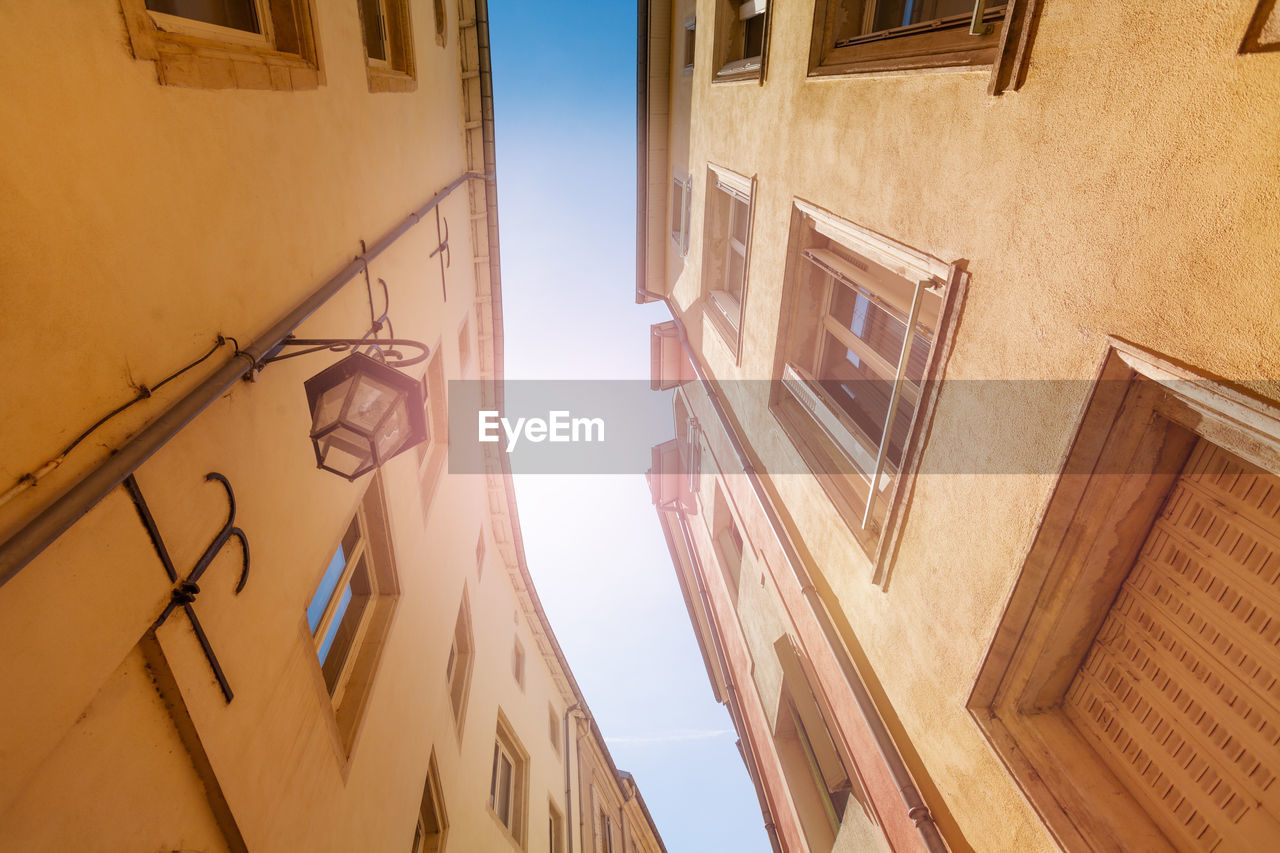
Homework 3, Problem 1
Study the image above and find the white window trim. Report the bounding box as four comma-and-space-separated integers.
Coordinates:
708, 163, 752, 199
794, 198, 949, 284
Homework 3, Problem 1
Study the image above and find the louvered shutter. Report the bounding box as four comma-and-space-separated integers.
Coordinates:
1065, 439, 1280, 851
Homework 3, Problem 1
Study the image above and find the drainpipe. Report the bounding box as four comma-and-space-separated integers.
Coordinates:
564, 702, 582, 853
644, 289, 948, 853
0, 173, 488, 589
668, 503, 783, 853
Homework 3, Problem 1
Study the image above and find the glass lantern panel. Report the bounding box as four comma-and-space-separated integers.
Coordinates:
313, 376, 354, 434
372, 394, 410, 461
318, 425, 373, 478
345, 374, 397, 433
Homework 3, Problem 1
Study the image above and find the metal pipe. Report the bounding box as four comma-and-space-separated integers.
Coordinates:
643, 288, 949, 852
0, 173, 486, 589
563, 701, 581, 853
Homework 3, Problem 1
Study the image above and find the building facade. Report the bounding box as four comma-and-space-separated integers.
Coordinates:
0, 2, 663, 852
640, 0, 1280, 850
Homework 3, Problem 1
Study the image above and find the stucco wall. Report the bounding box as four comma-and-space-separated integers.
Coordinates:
656, 0, 1280, 849
0, 4, 663, 852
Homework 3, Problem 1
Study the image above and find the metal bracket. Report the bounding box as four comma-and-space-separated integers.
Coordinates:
125, 472, 250, 703
970, 0, 993, 35
431, 207, 451, 302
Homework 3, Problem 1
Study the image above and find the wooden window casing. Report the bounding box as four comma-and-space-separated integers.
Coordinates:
305, 478, 400, 754
549, 801, 566, 853
489, 715, 529, 845
771, 199, 965, 583
446, 592, 474, 735
970, 341, 1280, 852
418, 346, 448, 519
512, 637, 526, 690
713, 0, 771, 82
671, 175, 692, 258
807, 0, 1044, 94
119, 0, 322, 91
358, 0, 417, 92
413, 753, 449, 853
702, 165, 756, 359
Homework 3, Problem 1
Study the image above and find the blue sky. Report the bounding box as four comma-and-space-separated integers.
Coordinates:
486, 3, 772, 851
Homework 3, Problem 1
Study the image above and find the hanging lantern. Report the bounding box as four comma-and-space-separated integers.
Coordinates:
303, 351, 428, 481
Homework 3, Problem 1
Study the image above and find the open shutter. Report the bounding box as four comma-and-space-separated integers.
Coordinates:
1065, 438, 1280, 851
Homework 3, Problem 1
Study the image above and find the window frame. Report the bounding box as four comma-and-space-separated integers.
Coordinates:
489, 713, 529, 846
417, 345, 449, 519
512, 637, 526, 691
357, 0, 418, 93
670, 174, 692, 259
412, 752, 449, 853
119, 0, 322, 91
701, 165, 756, 359
682, 14, 697, 74
304, 475, 400, 757
446, 591, 474, 736
807, 0, 1043, 93
549, 799, 566, 853
969, 340, 1280, 852
770, 199, 965, 584
713, 0, 772, 83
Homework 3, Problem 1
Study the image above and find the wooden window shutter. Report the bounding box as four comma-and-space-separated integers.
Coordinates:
1064, 438, 1280, 851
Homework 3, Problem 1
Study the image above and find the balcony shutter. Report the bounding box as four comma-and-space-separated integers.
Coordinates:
1064, 438, 1280, 851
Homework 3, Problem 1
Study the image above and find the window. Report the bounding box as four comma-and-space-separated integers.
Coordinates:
808, 0, 1039, 90
971, 342, 1280, 852
418, 347, 448, 516
357, 0, 417, 92
683, 15, 697, 73
433, 0, 448, 47
489, 715, 528, 844
596, 807, 615, 853
120, 0, 321, 91
702, 165, 755, 355
512, 637, 526, 690
714, 0, 770, 82
412, 753, 448, 853
712, 486, 744, 595
549, 801, 566, 853
549, 704, 562, 754
772, 199, 963, 581
670, 175, 692, 258
305, 479, 399, 749
458, 316, 472, 372
446, 593, 474, 732
773, 637, 873, 852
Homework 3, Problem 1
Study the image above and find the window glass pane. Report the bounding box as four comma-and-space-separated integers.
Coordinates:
743, 13, 765, 58
671, 180, 684, 238
146, 0, 260, 32
307, 540, 349, 633
873, 0, 977, 31
829, 285, 906, 372
497, 753, 513, 825
358, 0, 387, 61
730, 197, 749, 246
725, 249, 745, 300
